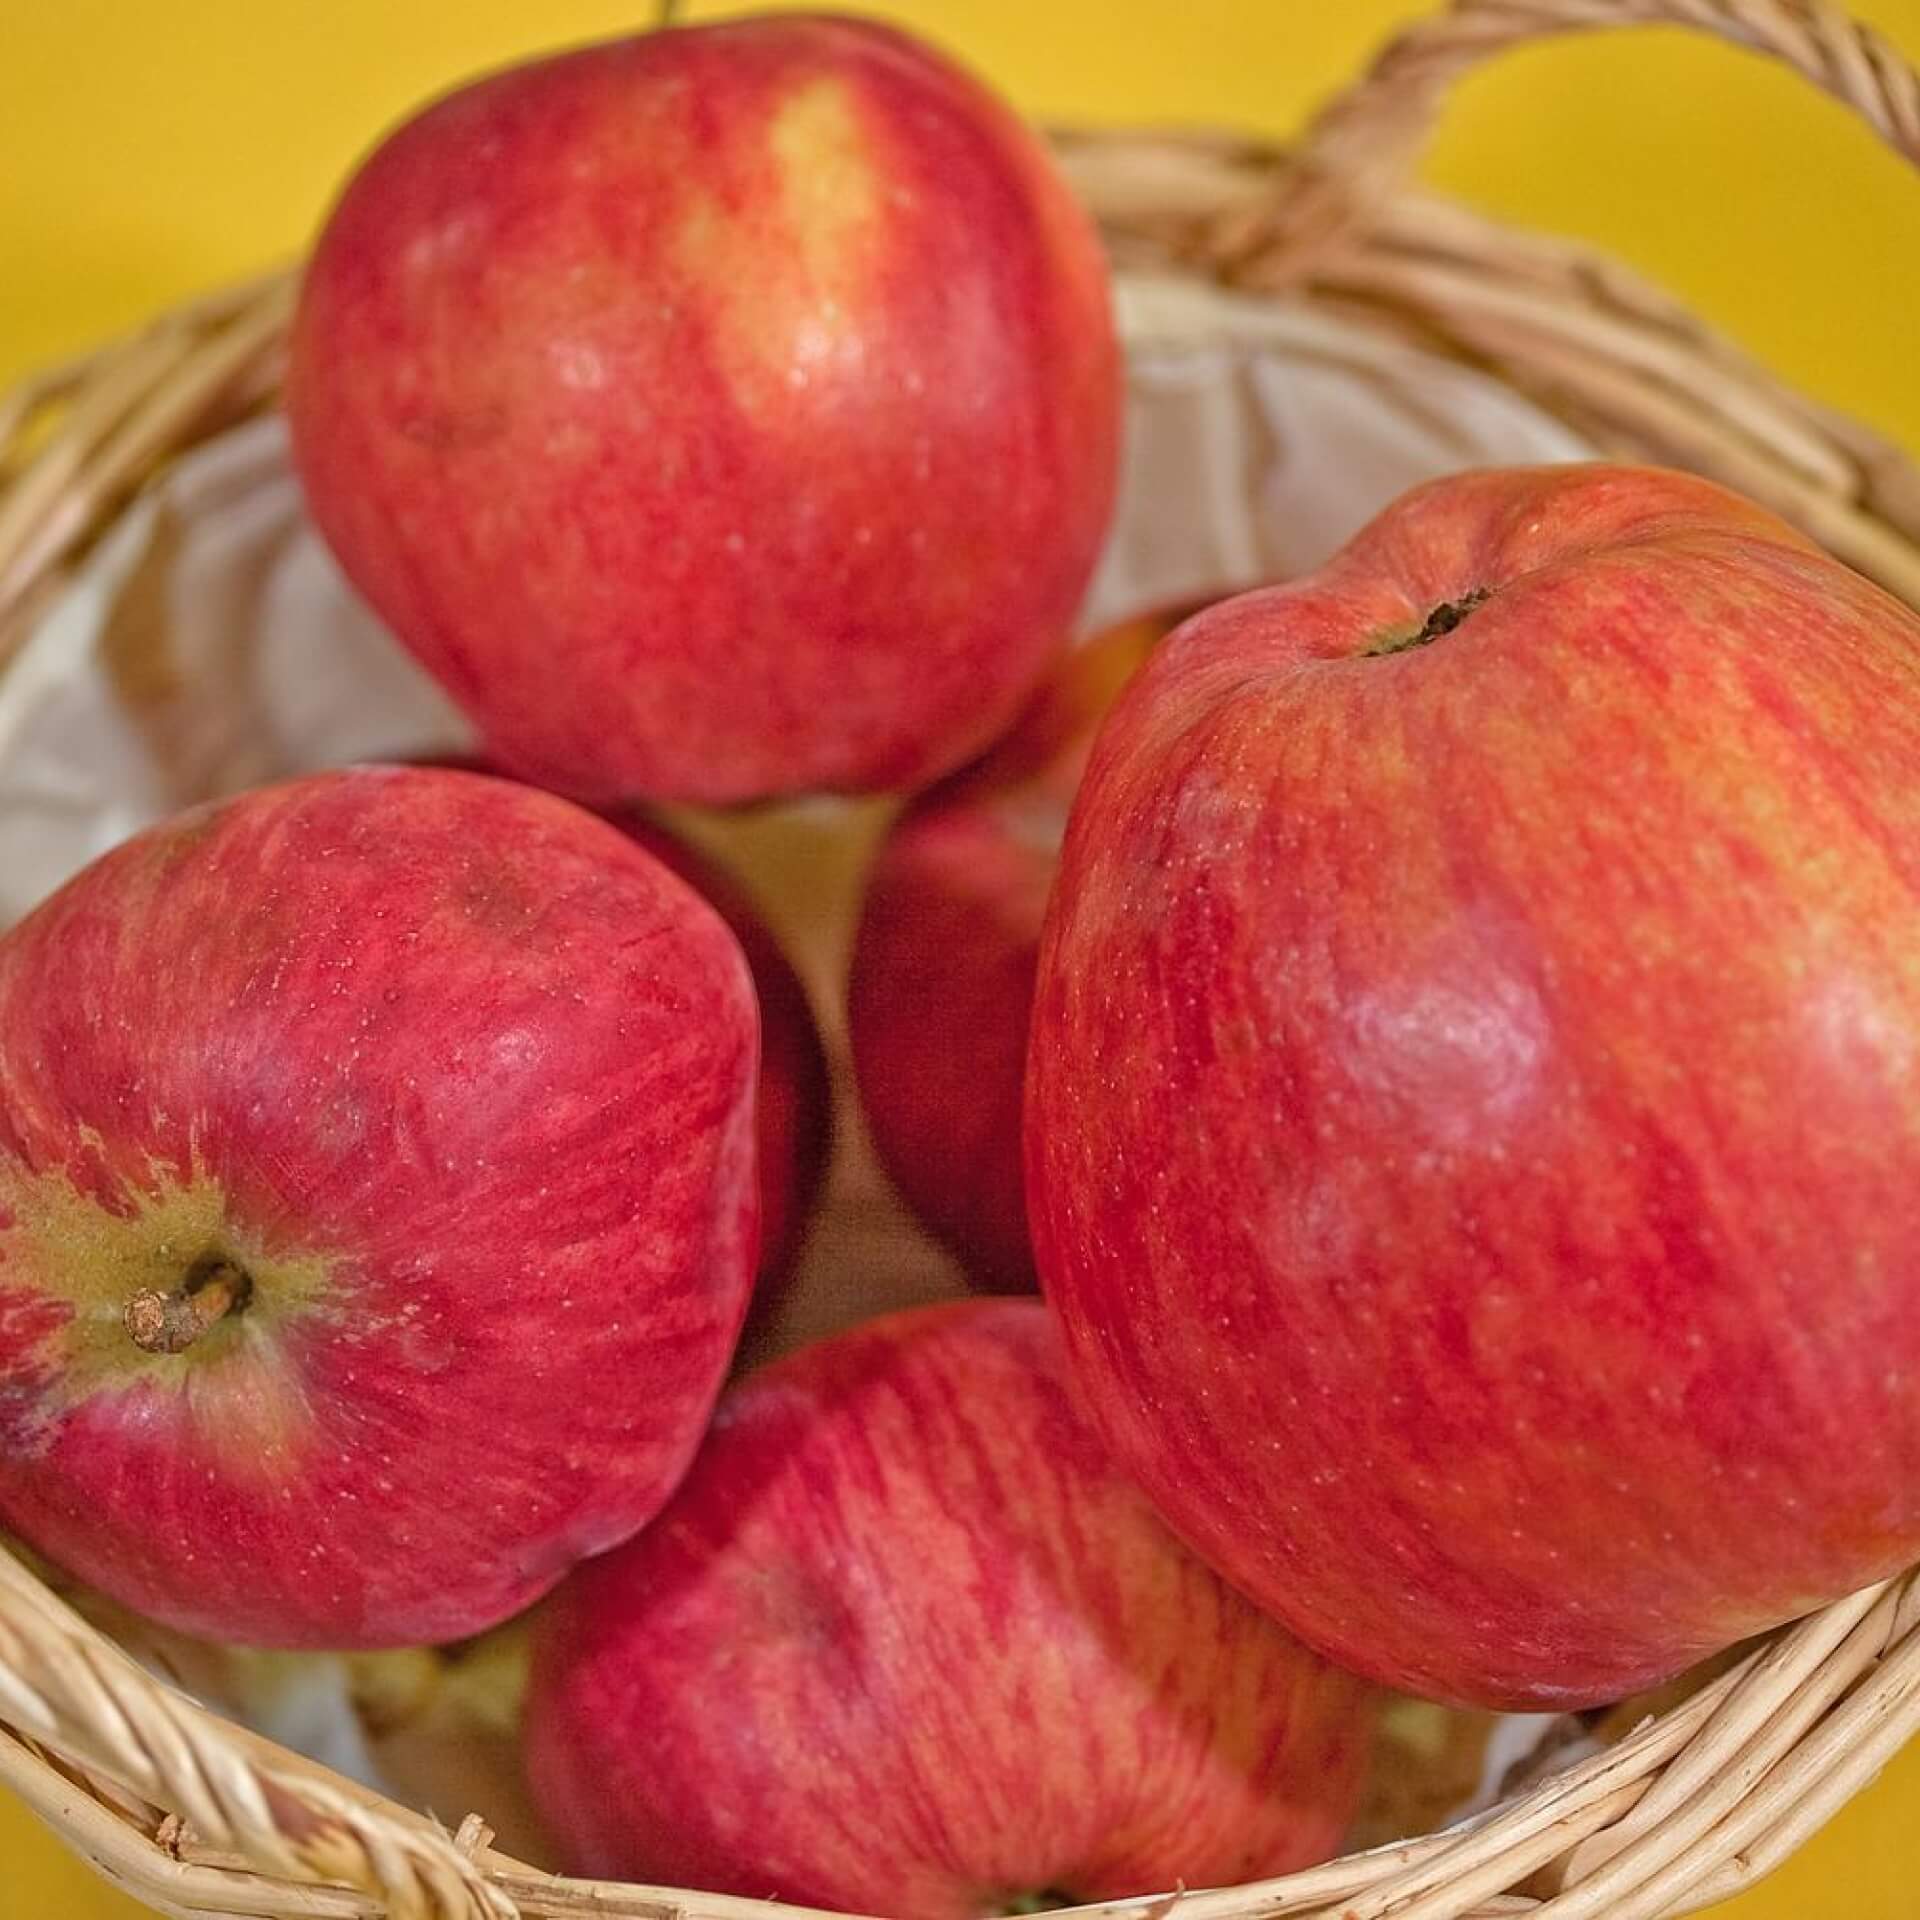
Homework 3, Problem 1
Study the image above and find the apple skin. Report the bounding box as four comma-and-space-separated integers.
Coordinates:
849, 618, 1164, 1289
0, 767, 759, 1649
1026, 464, 1920, 1711
414, 756, 832, 1301
523, 1299, 1374, 1916
287, 15, 1120, 806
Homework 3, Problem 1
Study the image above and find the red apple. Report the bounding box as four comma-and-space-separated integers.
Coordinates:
525, 1298, 1374, 1914
1027, 464, 1920, 1710
287, 15, 1120, 806
849, 616, 1166, 1289
0, 767, 758, 1649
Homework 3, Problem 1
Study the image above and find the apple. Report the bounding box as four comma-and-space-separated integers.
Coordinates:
0, 767, 759, 1649
1026, 463, 1920, 1710
287, 15, 1121, 806
525, 1298, 1374, 1914
849, 616, 1167, 1289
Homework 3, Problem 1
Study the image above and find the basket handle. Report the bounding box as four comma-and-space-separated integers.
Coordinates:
1213, 0, 1920, 285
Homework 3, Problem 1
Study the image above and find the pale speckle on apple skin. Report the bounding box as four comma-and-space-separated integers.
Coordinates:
1802, 967, 1919, 1083
551, 341, 609, 391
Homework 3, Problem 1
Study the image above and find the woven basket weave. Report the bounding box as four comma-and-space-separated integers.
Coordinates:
4, 3, 1920, 1917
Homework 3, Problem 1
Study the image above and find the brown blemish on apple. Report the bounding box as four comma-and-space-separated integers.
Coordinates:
745, 1561, 860, 1656
0, 1152, 333, 1466
456, 865, 543, 937
399, 403, 509, 453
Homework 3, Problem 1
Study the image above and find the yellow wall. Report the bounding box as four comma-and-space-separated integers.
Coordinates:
5, 0, 1920, 452
4, 1, 1920, 1914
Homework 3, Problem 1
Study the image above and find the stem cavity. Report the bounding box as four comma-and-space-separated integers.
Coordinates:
1365, 586, 1493, 658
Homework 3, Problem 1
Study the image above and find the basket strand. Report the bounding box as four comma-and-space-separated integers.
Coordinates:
0, 1547, 514, 1920
5, 5, 1920, 1916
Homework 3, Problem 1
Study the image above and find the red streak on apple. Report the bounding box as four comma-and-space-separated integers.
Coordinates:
415, 755, 832, 1300
0, 768, 759, 1649
606, 808, 832, 1298
1028, 465, 1920, 1708
525, 1300, 1373, 1917
288, 15, 1120, 805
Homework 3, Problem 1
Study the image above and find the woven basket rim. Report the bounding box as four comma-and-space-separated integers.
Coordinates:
5, 2, 1920, 1917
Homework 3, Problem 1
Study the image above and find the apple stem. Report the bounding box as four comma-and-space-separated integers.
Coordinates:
125, 1257, 252, 1356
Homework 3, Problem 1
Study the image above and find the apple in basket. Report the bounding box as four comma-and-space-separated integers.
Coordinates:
0, 767, 759, 1649
849, 613, 1170, 1290
525, 1298, 1375, 1915
287, 13, 1121, 807
1027, 462, 1920, 1710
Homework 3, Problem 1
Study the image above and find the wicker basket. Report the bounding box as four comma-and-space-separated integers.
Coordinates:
5, 2, 1920, 1916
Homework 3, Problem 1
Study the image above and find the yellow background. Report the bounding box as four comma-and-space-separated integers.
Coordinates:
5, 0, 1920, 1913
